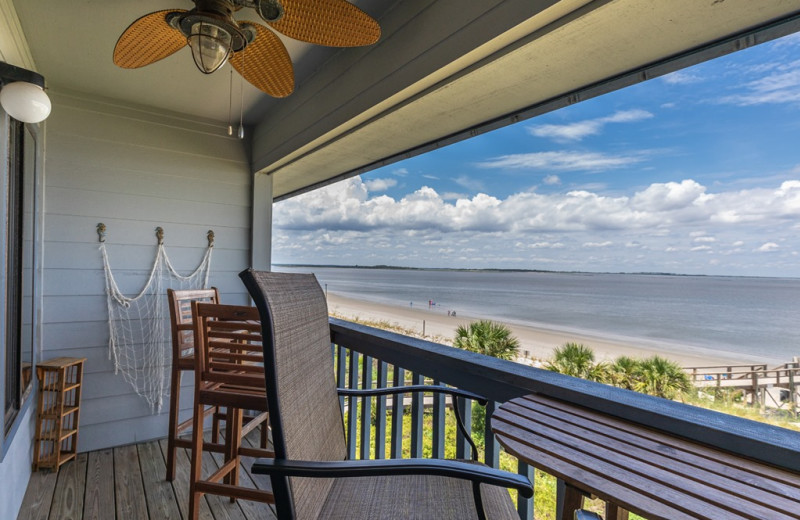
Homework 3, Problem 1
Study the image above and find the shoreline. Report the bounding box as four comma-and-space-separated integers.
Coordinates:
326, 292, 773, 368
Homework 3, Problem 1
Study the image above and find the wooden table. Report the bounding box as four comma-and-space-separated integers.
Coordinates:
491, 394, 800, 520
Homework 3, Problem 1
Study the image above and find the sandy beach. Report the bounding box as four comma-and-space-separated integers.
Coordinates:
326, 292, 761, 368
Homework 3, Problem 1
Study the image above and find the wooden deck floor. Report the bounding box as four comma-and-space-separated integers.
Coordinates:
17, 428, 276, 520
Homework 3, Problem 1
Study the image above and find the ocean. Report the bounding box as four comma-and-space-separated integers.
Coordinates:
275, 266, 800, 365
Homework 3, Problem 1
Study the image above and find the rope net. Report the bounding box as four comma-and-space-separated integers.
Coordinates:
101, 243, 212, 413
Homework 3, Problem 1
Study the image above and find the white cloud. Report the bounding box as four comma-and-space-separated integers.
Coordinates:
718, 60, 800, 106
454, 175, 486, 192
543, 175, 561, 185
441, 192, 468, 201
393, 168, 409, 176
364, 177, 398, 192
273, 176, 800, 275
662, 71, 704, 85
527, 109, 653, 142
477, 151, 647, 172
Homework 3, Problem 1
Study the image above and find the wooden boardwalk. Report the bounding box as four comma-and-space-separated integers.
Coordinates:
17, 428, 276, 520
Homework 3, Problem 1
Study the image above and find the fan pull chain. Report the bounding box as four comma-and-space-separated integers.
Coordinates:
238, 54, 245, 139
227, 67, 234, 136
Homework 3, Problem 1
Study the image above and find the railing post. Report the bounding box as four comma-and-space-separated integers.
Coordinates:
390, 367, 405, 458
337, 345, 347, 411
360, 356, 373, 460
347, 350, 360, 459
517, 461, 534, 520
455, 396, 473, 460
788, 364, 798, 417
432, 379, 446, 459
375, 361, 388, 459
410, 372, 424, 458
484, 401, 500, 468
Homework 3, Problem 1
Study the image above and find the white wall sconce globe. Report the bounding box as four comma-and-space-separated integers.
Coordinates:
0, 81, 51, 123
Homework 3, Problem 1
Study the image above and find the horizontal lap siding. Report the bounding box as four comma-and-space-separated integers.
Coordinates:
43, 92, 253, 451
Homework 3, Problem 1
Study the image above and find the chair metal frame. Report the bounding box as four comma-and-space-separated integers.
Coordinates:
240, 269, 532, 520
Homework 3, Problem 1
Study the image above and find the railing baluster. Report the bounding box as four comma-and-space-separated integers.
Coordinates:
432, 379, 446, 459
360, 355, 373, 460
337, 345, 347, 411
390, 366, 404, 458
410, 372, 424, 457
375, 360, 388, 459
517, 461, 534, 520
347, 350, 360, 460
484, 401, 499, 468
455, 396, 473, 460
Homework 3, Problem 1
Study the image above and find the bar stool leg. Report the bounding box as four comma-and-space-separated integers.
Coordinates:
165, 367, 182, 481
188, 391, 205, 520
605, 502, 630, 520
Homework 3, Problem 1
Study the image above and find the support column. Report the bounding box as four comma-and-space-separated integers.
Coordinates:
251, 172, 273, 270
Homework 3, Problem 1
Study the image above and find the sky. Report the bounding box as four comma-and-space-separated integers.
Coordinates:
273, 32, 800, 277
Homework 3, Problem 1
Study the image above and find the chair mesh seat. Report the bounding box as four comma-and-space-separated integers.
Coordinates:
318, 468, 518, 520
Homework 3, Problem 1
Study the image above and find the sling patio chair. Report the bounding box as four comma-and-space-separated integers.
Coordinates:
165, 288, 268, 481
239, 269, 533, 520
188, 302, 275, 520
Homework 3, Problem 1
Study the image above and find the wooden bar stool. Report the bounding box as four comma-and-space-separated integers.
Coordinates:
188, 302, 274, 520
165, 288, 222, 481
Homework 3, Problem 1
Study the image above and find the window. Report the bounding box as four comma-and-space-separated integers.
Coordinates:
3, 117, 36, 436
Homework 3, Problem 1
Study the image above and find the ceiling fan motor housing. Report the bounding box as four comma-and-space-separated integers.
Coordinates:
170, 0, 248, 52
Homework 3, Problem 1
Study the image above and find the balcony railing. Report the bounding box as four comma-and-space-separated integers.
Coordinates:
329, 317, 800, 519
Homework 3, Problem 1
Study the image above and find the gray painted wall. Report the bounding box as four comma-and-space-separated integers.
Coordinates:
43, 90, 253, 451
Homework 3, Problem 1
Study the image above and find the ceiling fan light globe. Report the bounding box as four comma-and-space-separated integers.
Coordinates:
0, 81, 51, 123
188, 21, 233, 74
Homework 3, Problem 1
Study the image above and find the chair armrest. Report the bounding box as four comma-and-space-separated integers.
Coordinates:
337, 385, 487, 405
338, 385, 486, 461
251, 457, 533, 498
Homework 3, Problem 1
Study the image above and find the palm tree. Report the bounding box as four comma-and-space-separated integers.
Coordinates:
609, 355, 641, 390
632, 355, 691, 400
545, 343, 608, 382
453, 320, 520, 361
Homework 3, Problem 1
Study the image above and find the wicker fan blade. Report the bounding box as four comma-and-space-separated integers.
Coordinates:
269, 0, 380, 47
230, 23, 294, 97
113, 10, 187, 69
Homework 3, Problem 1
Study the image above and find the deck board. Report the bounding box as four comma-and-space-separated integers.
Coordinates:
158, 438, 214, 520
17, 427, 274, 520
138, 441, 182, 520
82, 449, 114, 520
49, 452, 87, 520
114, 444, 148, 520
17, 469, 59, 520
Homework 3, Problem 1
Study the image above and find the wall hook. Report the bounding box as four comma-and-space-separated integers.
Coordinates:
207, 230, 215, 248
97, 223, 106, 243
156, 227, 164, 245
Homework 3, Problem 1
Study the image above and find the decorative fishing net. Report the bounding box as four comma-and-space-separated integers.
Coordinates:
100, 242, 212, 412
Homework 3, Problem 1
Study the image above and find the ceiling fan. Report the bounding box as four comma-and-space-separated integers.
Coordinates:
113, 0, 381, 98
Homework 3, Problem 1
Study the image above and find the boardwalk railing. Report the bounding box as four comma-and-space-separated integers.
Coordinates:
330, 317, 800, 519
686, 362, 800, 414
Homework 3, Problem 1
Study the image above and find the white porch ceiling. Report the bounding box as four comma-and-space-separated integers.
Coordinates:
9, 0, 800, 200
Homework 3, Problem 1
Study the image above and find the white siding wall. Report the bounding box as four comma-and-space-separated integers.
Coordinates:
43, 90, 254, 451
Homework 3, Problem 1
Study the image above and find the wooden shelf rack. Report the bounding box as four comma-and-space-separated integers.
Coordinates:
33, 357, 86, 471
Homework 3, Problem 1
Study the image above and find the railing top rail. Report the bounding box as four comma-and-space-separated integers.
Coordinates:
330, 317, 800, 474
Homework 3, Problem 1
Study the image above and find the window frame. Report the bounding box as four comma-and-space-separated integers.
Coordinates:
1, 108, 43, 459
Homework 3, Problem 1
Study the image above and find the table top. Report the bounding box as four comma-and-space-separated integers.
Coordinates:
491, 393, 800, 520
